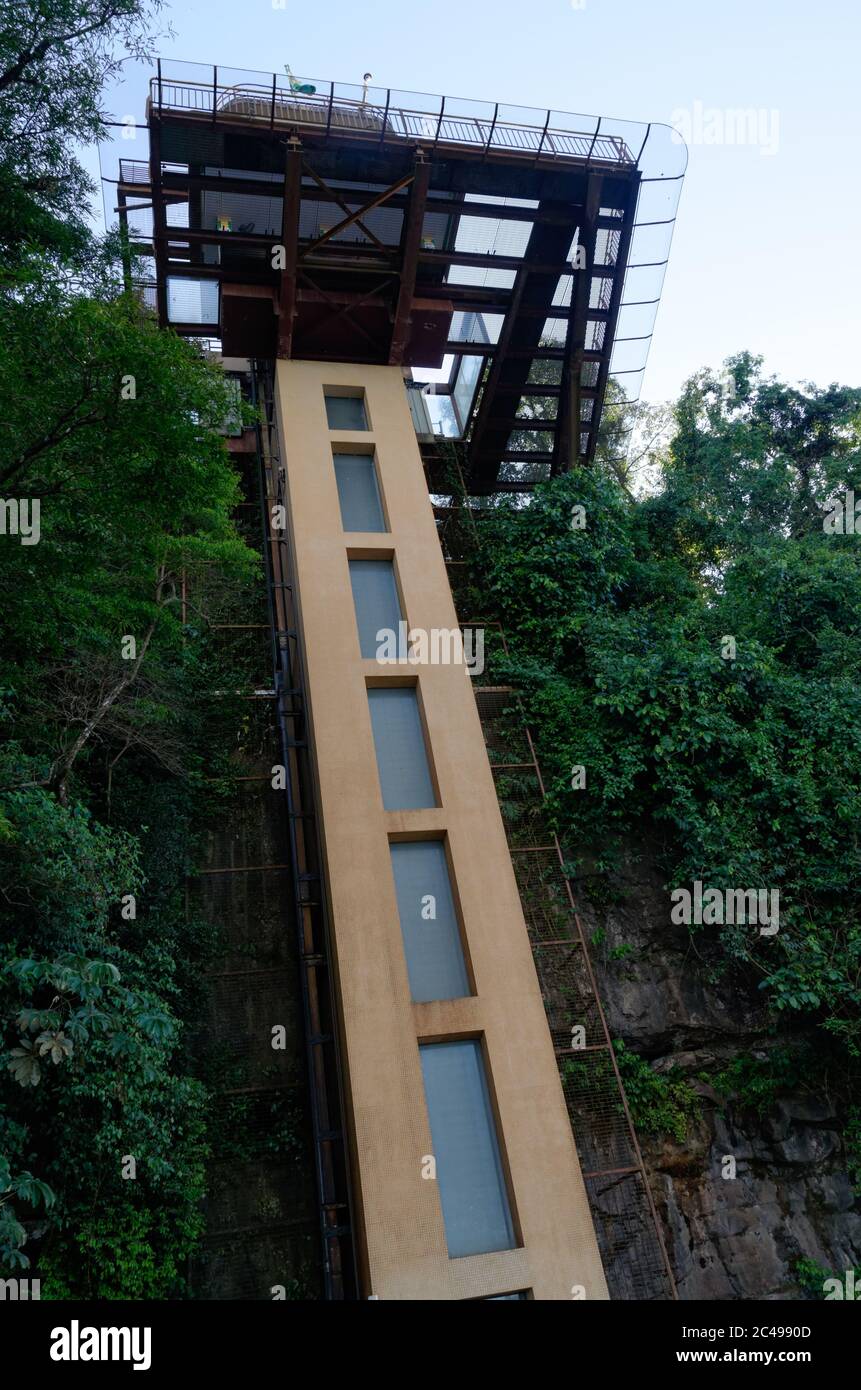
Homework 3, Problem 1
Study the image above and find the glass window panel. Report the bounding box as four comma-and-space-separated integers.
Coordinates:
325, 393, 368, 430
449, 311, 504, 345
333, 453, 385, 532
419, 1040, 515, 1258
367, 688, 435, 810
349, 560, 402, 660
423, 393, 460, 440
452, 354, 483, 429
390, 842, 469, 1002
446, 265, 516, 290
166, 276, 218, 324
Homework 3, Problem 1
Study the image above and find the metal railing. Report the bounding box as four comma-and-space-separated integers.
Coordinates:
148, 72, 635, 167
119, 159, 150, 185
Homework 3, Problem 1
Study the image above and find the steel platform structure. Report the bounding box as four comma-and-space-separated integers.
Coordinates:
111, 62, 684, 492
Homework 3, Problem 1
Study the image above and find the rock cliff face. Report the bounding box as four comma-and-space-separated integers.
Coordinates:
573, 850, 861, 1300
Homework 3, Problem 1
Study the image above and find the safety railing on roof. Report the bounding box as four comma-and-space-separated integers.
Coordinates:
147, 73, 636, 166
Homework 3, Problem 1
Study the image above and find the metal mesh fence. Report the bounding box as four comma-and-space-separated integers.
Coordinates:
560, 1050, 639, 1174
185, 439, 323, 1300
511, 847, 574, 946
469, 660, 675, 1300
586, 1170, 672, 1301
532, 941, 606, 1050
192, 1212, 320, 1301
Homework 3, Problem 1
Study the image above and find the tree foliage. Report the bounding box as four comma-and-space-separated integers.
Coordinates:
472, 353, 861, 1055
0, 1, 258, 1293
0, 0, 164, 278
0, 273, 256, 1282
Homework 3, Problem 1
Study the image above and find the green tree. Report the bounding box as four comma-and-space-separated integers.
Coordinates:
0, 276, 255, 1285
470, 354, 861, 1056
0, 0, 163, 279
0, 1, 262, 1297
0, 281, 255, 805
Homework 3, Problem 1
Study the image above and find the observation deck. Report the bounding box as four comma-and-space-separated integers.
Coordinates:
113, 62, 685, 491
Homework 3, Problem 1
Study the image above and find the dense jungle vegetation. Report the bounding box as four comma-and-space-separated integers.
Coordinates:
0, 0, 258, 1294
456, 355, 861, 1172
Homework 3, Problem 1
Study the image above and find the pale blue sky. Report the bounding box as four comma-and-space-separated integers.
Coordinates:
88, 0, 861, 402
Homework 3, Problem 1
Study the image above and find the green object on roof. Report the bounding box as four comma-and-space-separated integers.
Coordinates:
286, 66, 316, 96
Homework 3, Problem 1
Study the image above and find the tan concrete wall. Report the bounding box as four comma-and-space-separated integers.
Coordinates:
274, 359, 608, 1302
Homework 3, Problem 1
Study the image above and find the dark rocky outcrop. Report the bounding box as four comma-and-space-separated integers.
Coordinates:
574, 850, 861, 1300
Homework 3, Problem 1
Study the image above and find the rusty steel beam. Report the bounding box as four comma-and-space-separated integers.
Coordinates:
297, 271, 393, 355
277, 139, 303, 359
466, 262, 530, 461
585, 180, 640, 462
157, 169, 591, 226
149, 119, 169, 327
301, 162, 390, 255
388, 153, 431, 365
554, 171, 602, 474
300, 171, 415, 259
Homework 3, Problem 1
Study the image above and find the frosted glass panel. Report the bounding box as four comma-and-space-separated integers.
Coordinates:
325, 393, 368, 430
390, 842, 469, 1001
419, 1041, 515, 1258
166, 276, 218, 324
349, 560, 402, 660
367, 688, 435, 810
333, 453, 385, 532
